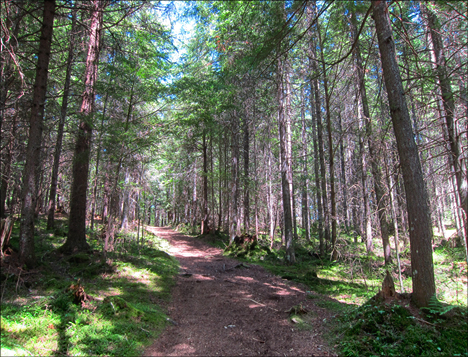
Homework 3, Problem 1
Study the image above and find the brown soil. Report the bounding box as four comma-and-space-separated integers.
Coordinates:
144, 227, 337, 356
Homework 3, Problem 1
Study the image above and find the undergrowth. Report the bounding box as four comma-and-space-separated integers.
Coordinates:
1, 217, 178, 356
329, 297, 467, 357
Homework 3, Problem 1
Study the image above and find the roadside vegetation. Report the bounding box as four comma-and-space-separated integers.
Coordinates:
0, 216, 178, 356
176, 223, 468, 357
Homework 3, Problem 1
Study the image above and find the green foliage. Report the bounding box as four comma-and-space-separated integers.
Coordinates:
422, 295, 456, 319
1, 217, 178, 356
330, 299, 468, 357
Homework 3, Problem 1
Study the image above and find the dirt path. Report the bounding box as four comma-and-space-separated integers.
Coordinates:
144, 227, 336, 356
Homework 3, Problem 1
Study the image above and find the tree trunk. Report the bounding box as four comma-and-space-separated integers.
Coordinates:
1, 104, 17, 219
277, 55, 295, 263
47, 3, 77, 230
372, 0, 436, 307
19, 0, 55, 267
0, 4, 23, 219
243, 112, 250, 233
268, 134, 275, 247
308, 2, 325, 255
218, 131, 223, 231
423, 2, 467, 249
229, 111, 239, 244
201, 131, 209, 234
318, 25, 337, 260
351, 11, 390, 264
300, 84, 310, 242
90, 89, 110, 230
358, 101, 372, 252
338, 113, 349, 233
61, 0, 105, 254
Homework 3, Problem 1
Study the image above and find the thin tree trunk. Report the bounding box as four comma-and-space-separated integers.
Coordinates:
47, 4, 77, 230
229, 111, 239, 244
268, 135, 275, 247
423, 2, 467, 249
318, 25, 337, 260
0, 4, 23, 219
300, 84, 310, 242
338, 112, 349, 233
90, 88, 110, 230
277, 54, 295, 263
308, 3, 326, 255
386, 149, 404, 292
19, 0, 55, 266
218, 131, 223, 231
201, 131, 209, 234
309, 53, 324, 254
352, 11, 390, 263
0, 104, 17, 219
243, 113, 250, 233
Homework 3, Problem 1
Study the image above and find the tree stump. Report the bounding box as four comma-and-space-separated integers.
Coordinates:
0, 217, 14, 256
233, 233, 257, 249
374, 270, 397, 301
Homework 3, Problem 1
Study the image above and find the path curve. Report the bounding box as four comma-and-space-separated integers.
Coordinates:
144, 227, 336, 356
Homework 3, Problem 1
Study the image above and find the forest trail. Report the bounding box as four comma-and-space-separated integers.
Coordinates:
144, 227, 336, 356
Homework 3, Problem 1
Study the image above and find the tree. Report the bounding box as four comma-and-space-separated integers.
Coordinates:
372, 0, 435, 307
422, 1, 467, 251
47, 3, 77, 230
19, 0, 55, 267
351, 8, 391, 265
60, 0, 106, 254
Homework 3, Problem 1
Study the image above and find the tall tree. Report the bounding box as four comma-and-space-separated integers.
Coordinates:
422, 2, 467, 249
47, 3, 77, 230
351, 9, 391, 265
60, 0, 106, 254
372, 0, 435, 307
19, 0, 55, 267
277, 53, 295, 263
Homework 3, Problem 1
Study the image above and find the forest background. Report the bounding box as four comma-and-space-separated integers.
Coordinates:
0, 1, 467, 354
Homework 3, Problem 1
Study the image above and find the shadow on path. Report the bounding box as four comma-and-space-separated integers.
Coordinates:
144, 226, 337, 356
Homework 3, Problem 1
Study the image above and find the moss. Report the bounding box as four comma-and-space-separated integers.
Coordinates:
101, 296, 145, 321
331, 299, 467, 357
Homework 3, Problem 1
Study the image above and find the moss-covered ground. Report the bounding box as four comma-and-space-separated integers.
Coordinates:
1, 217, 178, 356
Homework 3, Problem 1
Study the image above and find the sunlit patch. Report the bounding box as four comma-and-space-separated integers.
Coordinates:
191, 274, 215, 281
232, 276, 255, 283
172, 343, 196, 353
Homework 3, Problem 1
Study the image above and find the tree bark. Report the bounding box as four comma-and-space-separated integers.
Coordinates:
0, 4, 23, 219
229, 111, 239, 243
300, 84, 310, 242
372, 0, 436, 307
243, 111, 250, 233
338, 113, 349, 233
201, 131, 209, 234
318, 24, 337, 260
61, 0, 105, 254
308, 2, 325, 256
422, 2, 467, 249
351, 10, 391, 264
19, 0, 55, 267
277, 55, 295, 263
47, 3, 77, 230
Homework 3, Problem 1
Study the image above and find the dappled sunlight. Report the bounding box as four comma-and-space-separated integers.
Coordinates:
172, 343, 196, 354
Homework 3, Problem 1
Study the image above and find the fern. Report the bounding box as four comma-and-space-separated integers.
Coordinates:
423, 295, 455, 316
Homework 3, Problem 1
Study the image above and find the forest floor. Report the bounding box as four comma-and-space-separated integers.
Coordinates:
144, 226, 337, 356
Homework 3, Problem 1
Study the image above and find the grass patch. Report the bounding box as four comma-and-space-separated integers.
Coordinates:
1, 217, 178, 356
